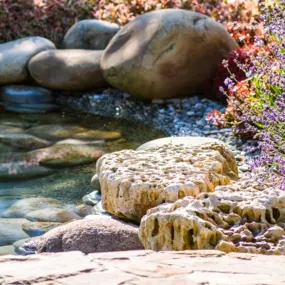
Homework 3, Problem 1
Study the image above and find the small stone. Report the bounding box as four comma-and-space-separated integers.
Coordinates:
73, 204, 94, 217
22, 221, 62, 237
82, 191, 101, 206
91, 174, 101, 190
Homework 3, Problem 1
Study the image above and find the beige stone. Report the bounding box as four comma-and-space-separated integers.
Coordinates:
0, 133, 51, 151
101, 9, 238, 99
29, 143, 104, 167
28, 49, 107, 90
139, 186, 285, 254
0, 37, 55, 84
97, 143, 238, 222
26, 208, 81, 223
63, 19, 120, 50
1, 250, 285, 284
27, 124, 121, 141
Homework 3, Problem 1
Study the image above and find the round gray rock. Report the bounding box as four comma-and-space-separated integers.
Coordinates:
63, 19, 120, 50
101, 9, 238, 99
136, 136, 224, 151
0, 37, 55, 84
29, 50, 107, 91
1, 85, 55, 104
32, 218, 144, 253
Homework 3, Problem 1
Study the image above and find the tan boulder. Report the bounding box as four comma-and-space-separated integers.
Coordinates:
139, 185, 285, 254
27, 218, 144, 253
101, 9, 238, 99
28, 50, 107, 90
97, 143, 238, 222
0, 37, 55, 84
63, 19, 120, 50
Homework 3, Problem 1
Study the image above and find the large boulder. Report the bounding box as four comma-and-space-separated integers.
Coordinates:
26, 218, 144, 253
28, 50, 107, 91
97, 143, 238, 222
139, 184, 285, 254
0, 37, 56, 84
101, 9, 238, 99
63, 19, 120, 50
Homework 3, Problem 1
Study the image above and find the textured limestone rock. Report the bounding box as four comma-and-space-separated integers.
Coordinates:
63, 19, 120, 50
27, 218, 144, 253
137, 136, 224, 151
101, 9, 238, 99
97, 143, 238, 222
139, 186, 285, 254
0, 37, 55, 84
1, 250, 285, 284
29, 50, 107, 90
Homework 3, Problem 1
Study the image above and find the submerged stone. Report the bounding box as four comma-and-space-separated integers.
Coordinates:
1, 198, 62, 218
22, 221, 62, 237
0, 245, 16, 256
1, 85, 55, 104
0, 133, 51, 151
0, 218, 29, 246
26, 208, 81, 223
30, 143, 104, 167
4, 103, 59, 113
27, 124, 121, 141
0, 161, 55, 181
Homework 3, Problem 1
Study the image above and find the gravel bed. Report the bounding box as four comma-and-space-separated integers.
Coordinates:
57, 88, 259, 172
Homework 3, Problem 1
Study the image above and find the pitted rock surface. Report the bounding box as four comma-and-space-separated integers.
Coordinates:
139, 186, 285, 254
97, 143, 238, 222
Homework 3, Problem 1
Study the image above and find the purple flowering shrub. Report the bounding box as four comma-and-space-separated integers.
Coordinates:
208, 0, 285, 188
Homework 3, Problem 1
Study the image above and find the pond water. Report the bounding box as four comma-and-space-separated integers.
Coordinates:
0, 111, 165, 254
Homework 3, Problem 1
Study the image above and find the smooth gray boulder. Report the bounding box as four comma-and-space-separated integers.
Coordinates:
101, 9, 238, 99
29, 50, 107, 91
63, 19, 120, 50
0, 37, 56, 84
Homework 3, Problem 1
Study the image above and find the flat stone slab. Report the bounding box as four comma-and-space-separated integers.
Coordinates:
1, 250, 285, 284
